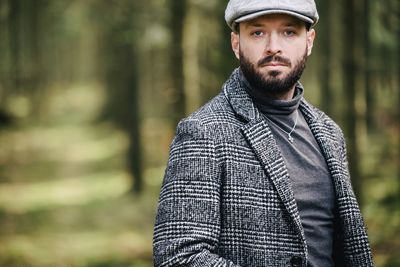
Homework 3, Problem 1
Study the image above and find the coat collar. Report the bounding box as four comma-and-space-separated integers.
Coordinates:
223, 68, 319, 122
223, 68, 261, 122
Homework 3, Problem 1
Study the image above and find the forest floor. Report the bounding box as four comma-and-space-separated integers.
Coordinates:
0, 84, 159, 267
0, 84, 398, 266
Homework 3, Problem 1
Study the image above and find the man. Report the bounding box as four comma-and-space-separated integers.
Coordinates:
153, 0, 374, 266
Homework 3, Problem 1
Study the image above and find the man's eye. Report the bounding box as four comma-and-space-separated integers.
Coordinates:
252, 31, 264, 37
284, 30, 296, 36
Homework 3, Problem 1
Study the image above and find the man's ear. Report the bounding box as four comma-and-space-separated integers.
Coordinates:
231, 32, 240, 60
306, 29, 316, 56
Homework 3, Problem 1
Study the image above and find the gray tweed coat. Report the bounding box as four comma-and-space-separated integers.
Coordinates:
153, 69, 373, 267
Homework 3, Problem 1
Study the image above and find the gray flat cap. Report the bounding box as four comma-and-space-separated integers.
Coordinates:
225, 0, 319, 31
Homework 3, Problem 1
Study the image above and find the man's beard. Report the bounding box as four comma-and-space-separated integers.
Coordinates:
240, 48, 308, 97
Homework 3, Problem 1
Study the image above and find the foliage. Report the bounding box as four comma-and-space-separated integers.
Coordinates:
0, 0, 398, 266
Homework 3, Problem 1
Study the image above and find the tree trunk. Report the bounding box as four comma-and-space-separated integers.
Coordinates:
393, 0, 400, 209
183, 3, 201, 115
107, 41, 143, 194
8, 0, 21, 92
25, 0, 45, 117
98, 4, 143, 194
318, 0, 333, 117
0, 0, 10, 103
126, 50, 143, 194
342, 0, 363, 205
363, 0, 374, 132
169, 0, 187, 126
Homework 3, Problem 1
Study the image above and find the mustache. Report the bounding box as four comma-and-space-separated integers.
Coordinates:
257, 55, 291, 67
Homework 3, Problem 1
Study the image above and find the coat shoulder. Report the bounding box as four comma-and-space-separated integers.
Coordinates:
175, 92, 242, 142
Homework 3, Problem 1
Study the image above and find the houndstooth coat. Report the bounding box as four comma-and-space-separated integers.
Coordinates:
153, 69, 374, 267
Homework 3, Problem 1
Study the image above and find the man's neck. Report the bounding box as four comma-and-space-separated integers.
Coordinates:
263, 86, 296, 100
250, 85, 296, 101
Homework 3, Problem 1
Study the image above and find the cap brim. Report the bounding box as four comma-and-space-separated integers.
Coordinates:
234, 9, 314, 27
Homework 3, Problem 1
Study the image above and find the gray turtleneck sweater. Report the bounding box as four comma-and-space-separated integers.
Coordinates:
240, 72, 336, 267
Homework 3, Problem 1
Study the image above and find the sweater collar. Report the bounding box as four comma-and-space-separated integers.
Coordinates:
238, 69, 304, 115
223, 68, 313, 123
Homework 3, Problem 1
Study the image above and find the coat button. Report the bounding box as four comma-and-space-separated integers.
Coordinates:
290, 256, 303, 267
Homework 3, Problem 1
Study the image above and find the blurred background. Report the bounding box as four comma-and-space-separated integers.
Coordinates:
0, 0, 398, 266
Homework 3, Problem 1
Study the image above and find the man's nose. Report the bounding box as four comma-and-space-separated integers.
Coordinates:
265, 33, 282, 55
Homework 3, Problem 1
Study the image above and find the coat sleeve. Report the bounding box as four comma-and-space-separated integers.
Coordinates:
336, 128, 375, 266
153, 119, 240, 267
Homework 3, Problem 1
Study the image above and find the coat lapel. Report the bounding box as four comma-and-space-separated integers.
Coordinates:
300, 102, 374, 265
241, 119, 305, 242
224, 69, 306, 243
299, 101, 355, 201
300, 102, 339, 162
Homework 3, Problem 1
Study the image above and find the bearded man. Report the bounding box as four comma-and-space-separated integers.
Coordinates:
153, 0, 374, 266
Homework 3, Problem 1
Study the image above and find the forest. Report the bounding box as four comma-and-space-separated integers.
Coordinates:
0, 0, 398, 266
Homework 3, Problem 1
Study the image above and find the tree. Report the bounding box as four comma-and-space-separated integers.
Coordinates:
342, 0, 364, 204
317, 0, 334, 117
168, 0, 187, 125
91, 1, 143, 194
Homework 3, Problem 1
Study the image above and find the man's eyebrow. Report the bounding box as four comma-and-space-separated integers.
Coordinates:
283, 21, 304, 27
246, 22, 265, 28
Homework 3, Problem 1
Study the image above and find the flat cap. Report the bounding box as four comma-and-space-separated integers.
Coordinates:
225, 0, 319, 31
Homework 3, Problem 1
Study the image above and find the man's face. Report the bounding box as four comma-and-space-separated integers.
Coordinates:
231, 14, 316, 98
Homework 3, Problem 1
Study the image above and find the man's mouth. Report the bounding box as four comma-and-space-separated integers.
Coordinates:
264, 62, 288, 67
258, 55, 291, 67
